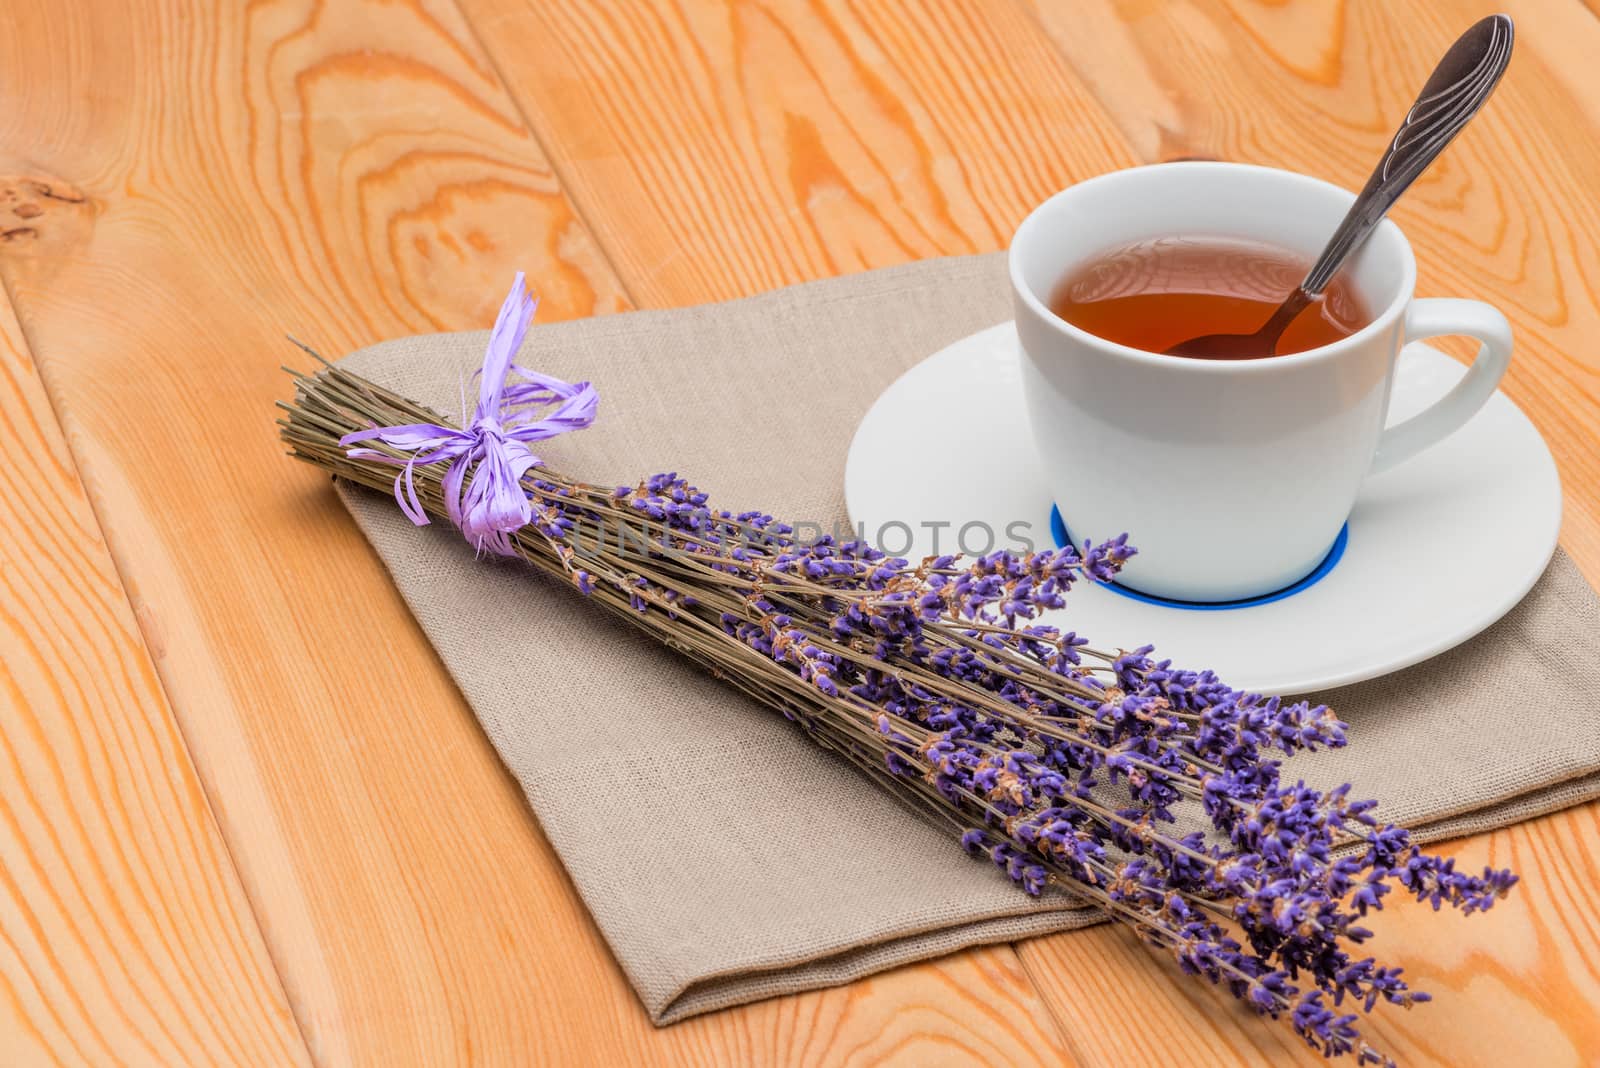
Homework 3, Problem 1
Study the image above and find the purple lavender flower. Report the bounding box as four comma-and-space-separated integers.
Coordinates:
293, 321, 1519, 1067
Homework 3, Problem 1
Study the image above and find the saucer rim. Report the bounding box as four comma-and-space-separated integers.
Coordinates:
844, 320, 1562, 695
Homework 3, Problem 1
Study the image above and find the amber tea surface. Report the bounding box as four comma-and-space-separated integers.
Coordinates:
1049, 236, 1371, 359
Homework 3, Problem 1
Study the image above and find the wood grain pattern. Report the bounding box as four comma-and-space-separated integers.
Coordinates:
0, 0, 1076, 1063
0, 282, 309, 1063
453, 0, 1600, 1063
3, 0, 1596, 1063
456, 0, 1135, 306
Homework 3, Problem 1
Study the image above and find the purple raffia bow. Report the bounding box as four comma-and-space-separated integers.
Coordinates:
340, 272, 599, 556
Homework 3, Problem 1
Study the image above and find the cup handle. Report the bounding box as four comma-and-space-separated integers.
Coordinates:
1370, 298, 1513, 474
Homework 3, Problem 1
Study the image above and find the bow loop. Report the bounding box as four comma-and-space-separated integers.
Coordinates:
338, 274, 599, 554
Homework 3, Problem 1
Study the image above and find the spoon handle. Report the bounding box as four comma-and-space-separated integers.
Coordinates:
1300, 14, 1514, 296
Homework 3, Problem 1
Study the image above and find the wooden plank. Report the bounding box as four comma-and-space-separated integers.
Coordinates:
454, 0, 1135, 307
450, 0, 1600, 1063
0, 0, 1075, 1063
0, 283, 310, 1062
1013, 0, 1600, 1063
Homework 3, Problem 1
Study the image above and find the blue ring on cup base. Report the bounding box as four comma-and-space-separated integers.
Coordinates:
1050, 505, 1348, 612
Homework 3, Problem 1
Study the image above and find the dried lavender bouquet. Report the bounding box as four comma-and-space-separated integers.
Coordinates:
278, 277, 1514, 1065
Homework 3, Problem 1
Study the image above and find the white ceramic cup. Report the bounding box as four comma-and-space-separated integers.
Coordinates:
1010, 162, 1513, 602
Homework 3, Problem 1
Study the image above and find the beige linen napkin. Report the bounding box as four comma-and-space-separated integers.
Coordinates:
334, 253, 1600, 1025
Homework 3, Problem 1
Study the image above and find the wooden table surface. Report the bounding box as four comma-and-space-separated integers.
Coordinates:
2, 1, 1597, 1065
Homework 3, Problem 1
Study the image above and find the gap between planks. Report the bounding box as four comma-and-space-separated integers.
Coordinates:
0, 268, 315, 1064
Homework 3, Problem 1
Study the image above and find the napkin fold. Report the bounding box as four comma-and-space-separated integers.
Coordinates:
334, 253, 1600, 1024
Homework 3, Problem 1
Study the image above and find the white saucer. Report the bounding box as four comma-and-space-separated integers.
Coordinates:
844, 323, 1561, 694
